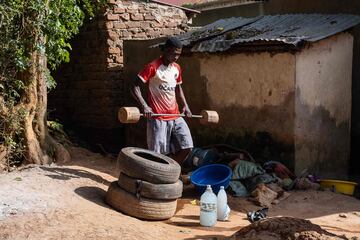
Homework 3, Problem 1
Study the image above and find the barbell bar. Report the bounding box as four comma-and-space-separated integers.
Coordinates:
118, 107, 219, 124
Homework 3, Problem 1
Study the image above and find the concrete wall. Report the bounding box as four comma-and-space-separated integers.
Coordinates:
264, 0, 360, 176
189, 0, 360, 174
184, 51, 296, 166
294, 33, 353, 178
194, 53, 295, 144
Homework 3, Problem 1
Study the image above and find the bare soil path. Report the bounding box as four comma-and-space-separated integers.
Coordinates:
0, 147, 359, 240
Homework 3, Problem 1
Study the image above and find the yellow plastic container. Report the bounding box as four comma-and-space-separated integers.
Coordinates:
320, 179, 358, 195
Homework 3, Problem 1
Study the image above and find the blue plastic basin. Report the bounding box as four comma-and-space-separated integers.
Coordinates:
190, 164, 232, 194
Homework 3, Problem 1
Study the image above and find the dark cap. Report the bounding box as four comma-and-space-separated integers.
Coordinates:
164, 37, 183, 49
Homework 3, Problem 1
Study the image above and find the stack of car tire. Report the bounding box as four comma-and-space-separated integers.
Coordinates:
106, 147, 183, 220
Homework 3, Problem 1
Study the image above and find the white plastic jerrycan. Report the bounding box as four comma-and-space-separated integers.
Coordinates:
217, 186, 230, 221
200, 185, 217, 227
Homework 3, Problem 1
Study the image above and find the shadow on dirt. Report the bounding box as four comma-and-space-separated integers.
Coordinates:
74, 186, 111, 209
182, 184, 199, 198
166, 218, 240, 232
40, 166, 111, 185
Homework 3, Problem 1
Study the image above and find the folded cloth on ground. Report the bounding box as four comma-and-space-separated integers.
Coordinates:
263, 161, 296, 179
229, 160, 266, 197
243, 173, 277, 193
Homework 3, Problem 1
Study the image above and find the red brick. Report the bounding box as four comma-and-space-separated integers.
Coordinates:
114, 41, 123, 49
151, 22, 163, 28
144, 14, 155, 20
106, 13, 119, 21
120, 1, 131, 6
162, 28, 175, 35
113, 21, 126, 29
140, 22, 150, 28
127, 4, 138, 10
115, 55, 123, 64
126, 21, 140, 28
146, 29, 161, 38
109, 47, 120, 54
134, 32, 146, 38
166, 22, 179, 28
126, 5, 139, 13
119, 13, 130, 21
139, 7, 147, 13
114, 7, 125, 13
127, 9, 139, 14
131, 13, 144, 21
130, 28, 140, 34
108, 30, 119, 41
108, 63, 123, 71
107, 39, 114, 46
147, 4, 158, 9
120, 31, 132, 38
105, 21, 113, 29
172, 14, 183, 20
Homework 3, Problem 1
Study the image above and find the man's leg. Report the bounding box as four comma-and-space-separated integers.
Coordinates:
171, 117, 193, 165
147, 119, 171, 154
172, 148, 191, 165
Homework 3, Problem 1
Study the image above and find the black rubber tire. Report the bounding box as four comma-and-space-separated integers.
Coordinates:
118, 173, 183, 200
106, 181, 177, 220
117, 147, 181, 184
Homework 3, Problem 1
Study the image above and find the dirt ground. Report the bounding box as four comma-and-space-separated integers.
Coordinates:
0, 146, 360, 240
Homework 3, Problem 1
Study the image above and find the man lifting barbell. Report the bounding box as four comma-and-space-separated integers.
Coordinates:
131, 37, 193, 165
118, 107, 219, 125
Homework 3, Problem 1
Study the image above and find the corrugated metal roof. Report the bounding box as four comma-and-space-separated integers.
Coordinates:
177, 14, 360, 52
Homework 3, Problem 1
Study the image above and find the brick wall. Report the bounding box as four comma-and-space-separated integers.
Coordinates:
49, 0, 189, 152
105, 0, 189, 69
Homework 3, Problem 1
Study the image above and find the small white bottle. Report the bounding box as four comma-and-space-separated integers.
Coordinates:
217, 186, 229, 221
200, 185, 217, 227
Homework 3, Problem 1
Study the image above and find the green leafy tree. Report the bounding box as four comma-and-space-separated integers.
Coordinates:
0, 0, 106, 169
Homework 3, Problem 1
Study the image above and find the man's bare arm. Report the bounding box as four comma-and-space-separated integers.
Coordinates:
132, 77, 153, 117
176, 84, 192, 117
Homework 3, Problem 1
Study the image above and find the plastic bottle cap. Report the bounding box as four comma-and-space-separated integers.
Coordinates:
206, 185, 212, 192
220, 186, 224, 189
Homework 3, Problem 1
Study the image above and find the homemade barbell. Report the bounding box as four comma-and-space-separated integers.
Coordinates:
118, 107, 219, 124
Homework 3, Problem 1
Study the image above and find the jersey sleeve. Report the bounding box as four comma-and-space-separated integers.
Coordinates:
138, 64, 155, 83
175, 64, 182, 85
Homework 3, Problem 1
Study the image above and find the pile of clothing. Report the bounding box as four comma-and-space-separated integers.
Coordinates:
183, 145, 320, 207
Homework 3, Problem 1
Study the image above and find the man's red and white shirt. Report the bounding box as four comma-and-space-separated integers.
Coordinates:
138, 57, 182, 120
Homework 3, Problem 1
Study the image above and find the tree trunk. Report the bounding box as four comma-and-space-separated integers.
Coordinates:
19, 38, 70, 165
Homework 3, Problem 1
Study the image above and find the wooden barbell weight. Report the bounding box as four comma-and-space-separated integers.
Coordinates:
118, 107, 219, 124
118, 107, 141, 123
200, 110, 219, 125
